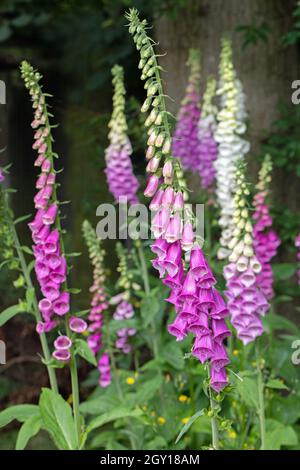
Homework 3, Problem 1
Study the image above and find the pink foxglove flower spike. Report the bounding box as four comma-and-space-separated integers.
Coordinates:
214, 38, 249, 260
127, 10, 230, 394
224, 163, 269, 345
105, 65, 139, 205
20, 62, 86, 361
82, 219, 111, 388
253, 155, 280, 300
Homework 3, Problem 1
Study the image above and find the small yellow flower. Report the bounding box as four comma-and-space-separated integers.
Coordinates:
126, 377, 135, 385
142, 405, 147, 411
178, 394, 189, 403
181, 417, 190, 424
157, 416, 166, 425
227, 430, 237, 439
67, 394, 73, 405
233, 349, 239, 356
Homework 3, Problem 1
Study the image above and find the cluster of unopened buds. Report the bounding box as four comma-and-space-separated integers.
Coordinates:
252, 155, 280, 299
127, 9, 231, 392
105, 65, 139, 205
21, 61, 88, 361
223, 166, 269, 344
214, 38, 249, 259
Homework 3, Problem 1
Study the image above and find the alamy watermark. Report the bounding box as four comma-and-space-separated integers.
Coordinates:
291, 339, 300, 365
95, 197, 205, 241
0, 340, 6, 364
291, 80, 300, 104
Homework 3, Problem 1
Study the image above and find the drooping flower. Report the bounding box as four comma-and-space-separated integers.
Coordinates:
21, 61, 75, 358
295, 234, 300, 286
105, 65, 139, 205
197, 77, 218, 190
224, 164, 269, 345
82, 219, 110, 387
127, 10, 230, 392
252, 155, 280, 300
214, 38, 249, 260
172, 49, 202, 172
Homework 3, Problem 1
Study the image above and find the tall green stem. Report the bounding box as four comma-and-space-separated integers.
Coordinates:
255, 343, 266, 450
208, 367, 220, 450
136, 242, 159, 357
209, 393, 220, 450
43, 105, 81, 444
10, 214, 58, 393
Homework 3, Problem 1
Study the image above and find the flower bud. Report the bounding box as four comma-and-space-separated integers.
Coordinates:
144, 175, 159, 198
155, 133, 164, 147
162, 138, 171, 154
162, 161, 174, 179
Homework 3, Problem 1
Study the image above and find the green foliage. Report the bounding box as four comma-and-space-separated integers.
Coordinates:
15, 415, 41, 450
262, 105, 300, 176
0, 304, 21, 326
236, 18, 270, 49
282, 1, 300, 46
39, 388, 78, 450
0, 404, 39, 428
74, 339, 97, 366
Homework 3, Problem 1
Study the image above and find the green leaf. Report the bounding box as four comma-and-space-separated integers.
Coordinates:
0, 304, 21, 327
0, 405, 39, 428
74, 339, 96, 366
134, 374, 163, 404
140, 294, 160, 327
175, 409, 205, 444
144, 436, 167, 450
12, 14, 32, 28
273, 263, 296, 281
15, 415, 41, 450
266, 379, 289, 390
265, 313, 299, 335
25, 288, 35, 311
73, 309, 89, 318
161, 342, 184, 370
265, 419, 298, 450
14, 214, 32, 225
68, 288, 81, 294
236, 377, 259, 409
80, 396, 120, 415
86, 407, 143, 433
39, 388, 78, 450
21, 245, 34, 255
0, 23, 11, 42
65, 252, 82, 258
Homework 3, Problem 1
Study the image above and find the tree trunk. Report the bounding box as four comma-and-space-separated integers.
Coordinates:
155, 0, 299, 205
